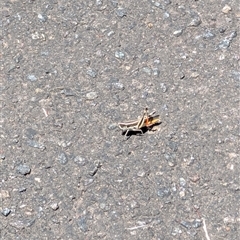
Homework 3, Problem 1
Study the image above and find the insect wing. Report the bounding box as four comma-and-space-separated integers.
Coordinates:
118, 119, 139, 129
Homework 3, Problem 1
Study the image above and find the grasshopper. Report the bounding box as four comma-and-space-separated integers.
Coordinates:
118, 108, 160, 139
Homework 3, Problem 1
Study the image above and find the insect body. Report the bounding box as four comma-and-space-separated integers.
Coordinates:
118, 108, 160, 139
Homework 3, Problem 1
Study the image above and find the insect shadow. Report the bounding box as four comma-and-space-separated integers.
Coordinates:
122, 121, 161, 138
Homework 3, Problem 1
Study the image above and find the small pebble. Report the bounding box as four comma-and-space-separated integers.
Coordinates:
179, 72, 185, 79
160, 83, 167, 93
216, 31, 237, 50
112, 82, 124, 90
115, 8, 127, 18
222, 5, 231, 14
16, 164, 31, 175
35, 177, 41, 183
27, 140, 45, 150
192, 219, 202, 228
27, 75, 37, 82
84, 178, 94, 186
217, 39, 230, 49
179, 187, 186, 198
180, 220, 192, 229
86, 69, 97, 78
108, 123, 118, 130
73, 156, 87, 166
179, 177, 187, 187
32, 32, 46, 40
154, 59, 161, 65
0, 190, 10, 199
172, 227, 182, 236
189, 14, 201, 27
180, 219, 202, 229
38, 13, 47, 22
50, 203, 59, 211
153, 2, 163, 9
219, 27, 226, 33
147, 22, 153, 28
95, 50, 105, 57
173, 29, 183, 37
142, 67, 152, 76
58, 152, 68, 165
96, 0, 103, 6
162, 104, 168, 111
110, 0, 118, 8
203, 30, 215, 40
86, 92, 98, 100
189, 175, 200, 183
99, 202, 106, 209
191, 72, 199, 78
141, 91, 148, 98
107, 31, 115, 37
157, 187, 171, 198
168, 161, 176, 167
13, 54, 23, 63
61, 88, 75, 96
163, 12, 170, 19
115, 50, 125, 59
228, 31, 237, 40
152, 68, 160, 76
137, 170, 146, 177
2, 208, 11, 216
19, 187, 27, 192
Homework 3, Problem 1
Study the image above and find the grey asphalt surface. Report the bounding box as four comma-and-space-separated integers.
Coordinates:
1, 0, 239, 239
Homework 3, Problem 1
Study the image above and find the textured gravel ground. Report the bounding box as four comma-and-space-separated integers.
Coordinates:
1, 0, 239, 239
